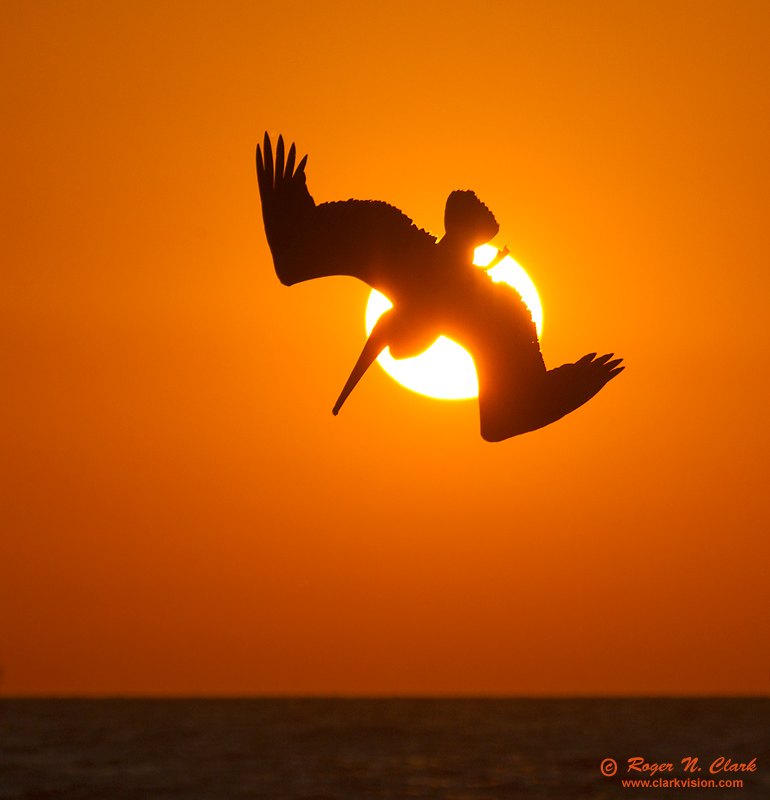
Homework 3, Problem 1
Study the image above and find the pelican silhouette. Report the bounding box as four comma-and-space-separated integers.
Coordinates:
256, 133, 623, 441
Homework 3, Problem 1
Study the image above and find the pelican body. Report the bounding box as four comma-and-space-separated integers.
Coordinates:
256, 133, 623, 441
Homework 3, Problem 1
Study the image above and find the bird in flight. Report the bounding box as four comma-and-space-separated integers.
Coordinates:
256, 133, 623, 441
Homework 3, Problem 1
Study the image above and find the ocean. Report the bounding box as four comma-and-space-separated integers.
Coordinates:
1, 698, 767, 798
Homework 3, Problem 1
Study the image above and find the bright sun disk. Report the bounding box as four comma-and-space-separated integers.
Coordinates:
365, 245, 543, 400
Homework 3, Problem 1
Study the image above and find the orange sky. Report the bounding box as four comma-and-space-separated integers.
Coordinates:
2, 0, 769, 696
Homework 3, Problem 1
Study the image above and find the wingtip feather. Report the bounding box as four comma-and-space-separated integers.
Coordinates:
263, 133, 274, 184
286, 142, 296, 177
276, 135, 285, 178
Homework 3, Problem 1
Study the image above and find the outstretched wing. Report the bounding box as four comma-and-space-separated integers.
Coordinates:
447, 273, 623, 441
256, 133, 437, 305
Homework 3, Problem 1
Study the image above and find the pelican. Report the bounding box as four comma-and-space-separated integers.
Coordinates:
256, 133, 623, 441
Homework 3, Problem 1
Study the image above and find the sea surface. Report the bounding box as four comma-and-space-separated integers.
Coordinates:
1, 698, 767, 799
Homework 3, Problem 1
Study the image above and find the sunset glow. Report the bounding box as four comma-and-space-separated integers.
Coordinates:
4, 0, 768, 701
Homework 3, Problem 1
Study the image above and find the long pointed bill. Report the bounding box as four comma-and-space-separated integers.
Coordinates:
332, 313, 391, 416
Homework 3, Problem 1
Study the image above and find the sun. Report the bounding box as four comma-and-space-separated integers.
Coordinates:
365, 245, 543, 400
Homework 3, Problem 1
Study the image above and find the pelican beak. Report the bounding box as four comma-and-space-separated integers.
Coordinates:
333, 311, 392, 415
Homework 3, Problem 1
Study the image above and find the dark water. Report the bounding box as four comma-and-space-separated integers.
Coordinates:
1, 698, 767, 799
